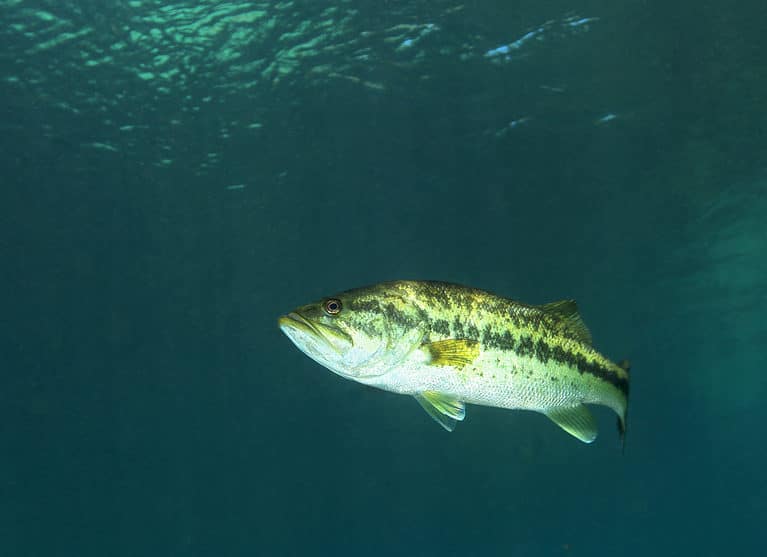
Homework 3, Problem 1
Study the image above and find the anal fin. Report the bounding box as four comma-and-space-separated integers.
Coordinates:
545, 405, 598, 443
414, 391, 466, 432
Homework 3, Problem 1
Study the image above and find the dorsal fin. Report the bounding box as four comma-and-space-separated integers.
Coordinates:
539, 300, 593, 345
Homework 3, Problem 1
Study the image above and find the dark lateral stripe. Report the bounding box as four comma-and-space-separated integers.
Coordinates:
483, 330, 629, 397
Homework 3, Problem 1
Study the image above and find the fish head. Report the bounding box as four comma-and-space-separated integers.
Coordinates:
278, 285, 420, 381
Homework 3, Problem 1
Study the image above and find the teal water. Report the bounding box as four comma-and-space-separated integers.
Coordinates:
2, 1, 765, 555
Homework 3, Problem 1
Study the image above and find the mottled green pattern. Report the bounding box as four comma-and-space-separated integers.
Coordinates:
341, 280, 628, 396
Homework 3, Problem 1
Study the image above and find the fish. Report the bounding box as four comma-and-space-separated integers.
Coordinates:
278, 280, 629, 445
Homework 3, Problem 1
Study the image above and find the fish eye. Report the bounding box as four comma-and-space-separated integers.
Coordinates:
323, 298, 342, 315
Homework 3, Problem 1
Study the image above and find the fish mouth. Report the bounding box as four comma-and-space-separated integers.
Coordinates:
278, 312, 352, 353
278, 312, 319, 336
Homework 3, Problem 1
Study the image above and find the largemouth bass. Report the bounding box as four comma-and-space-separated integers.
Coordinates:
278, 280, 629, 444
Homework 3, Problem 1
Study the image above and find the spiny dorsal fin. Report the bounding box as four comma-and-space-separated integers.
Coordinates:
539, 300, 593, 345
414, 391, 466, 432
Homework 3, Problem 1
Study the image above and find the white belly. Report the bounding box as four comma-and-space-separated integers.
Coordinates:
359, 349, 586, 412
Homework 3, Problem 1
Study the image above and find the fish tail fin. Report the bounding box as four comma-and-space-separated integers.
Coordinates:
617, 414, 627, 453
617, 359, 631, 453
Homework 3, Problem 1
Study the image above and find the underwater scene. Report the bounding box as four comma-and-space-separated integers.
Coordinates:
1, 1, 765, 555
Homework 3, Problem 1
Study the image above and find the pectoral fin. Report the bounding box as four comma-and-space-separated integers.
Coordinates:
545, 405, 598, 443
414, 391, 466, 432
422, 339, 479, 369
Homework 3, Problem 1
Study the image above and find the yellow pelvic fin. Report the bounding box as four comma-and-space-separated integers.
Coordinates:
539, 300, 593, 345
423, 339, 480, 369
414, 391, 466, 432
545, 405, 598, 443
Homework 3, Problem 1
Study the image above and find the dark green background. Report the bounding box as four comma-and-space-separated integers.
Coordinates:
2, 1, 764, 555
